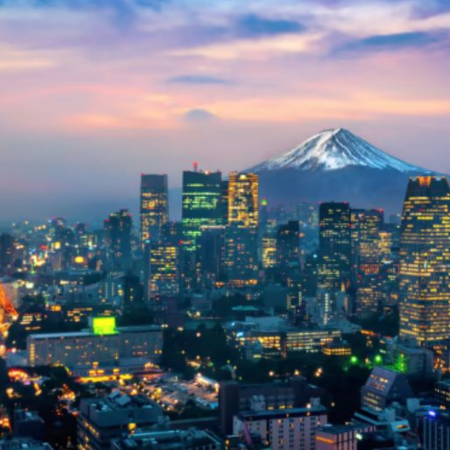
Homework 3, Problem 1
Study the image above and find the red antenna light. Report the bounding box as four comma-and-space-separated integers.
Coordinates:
193, 162, 198, 172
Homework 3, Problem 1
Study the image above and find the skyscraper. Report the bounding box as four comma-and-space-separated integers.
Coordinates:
399, 176, 450, 348
276, 221, 300, 269
226, 172, 259, 286
351, 209, 384, 316
228, 172, 259, 228
318, 202, 351, 291
143, 241, 179, 301
182, 169, 223, 252
140, 174, 169, 245
198, 225, 226, 288
104, 209, 132, 271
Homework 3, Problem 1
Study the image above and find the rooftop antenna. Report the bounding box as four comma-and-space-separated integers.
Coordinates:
193, 161, 198, 172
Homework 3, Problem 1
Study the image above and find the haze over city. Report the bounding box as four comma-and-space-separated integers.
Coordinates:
1, 0, 450, 221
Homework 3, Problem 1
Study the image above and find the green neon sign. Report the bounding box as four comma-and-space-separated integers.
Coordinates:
92, 317, 117, 335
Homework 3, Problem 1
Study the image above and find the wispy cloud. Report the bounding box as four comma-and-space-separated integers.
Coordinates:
236, 14, 304, 37
340, 31, 440, 53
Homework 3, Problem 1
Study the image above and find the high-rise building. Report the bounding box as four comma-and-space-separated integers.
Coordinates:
262, 235, 277, 269
318, 202, 351, 291
226, 172, 259, 286
399, 176, 450, 348
198, 226, 226, 288
140, 174, 169, 244
182, 170, 223, 253
143, 241, 179, 301
351, 209, 384, 316
276, 221, 300, 270
103, 209, 132, 271
228, 172, 259, 228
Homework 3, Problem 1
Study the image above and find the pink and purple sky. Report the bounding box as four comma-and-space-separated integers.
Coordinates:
1, 0, 450, 222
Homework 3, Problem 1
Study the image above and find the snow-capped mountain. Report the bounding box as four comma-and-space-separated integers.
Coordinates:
250, 128, 427, 173
248, 128, 434, 214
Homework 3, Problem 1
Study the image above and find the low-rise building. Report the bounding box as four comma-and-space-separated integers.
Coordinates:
315, 424, 376, 450
361, 367, 413, 412
111, 428, 223, 450
27, 317, 163, 377
77, 391, 164, 450
233, 406, 327, 450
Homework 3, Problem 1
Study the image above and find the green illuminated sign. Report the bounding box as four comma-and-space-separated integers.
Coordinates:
92, 317, 117, 335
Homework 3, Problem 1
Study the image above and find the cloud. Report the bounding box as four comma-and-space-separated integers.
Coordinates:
341, 31, 439, 52
236, 14, 304, 37
170, 33, 322, 60
167, 74, 230, 85
183, 108, 217, 122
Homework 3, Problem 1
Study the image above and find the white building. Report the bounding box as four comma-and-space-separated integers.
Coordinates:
233, 406, 327, 450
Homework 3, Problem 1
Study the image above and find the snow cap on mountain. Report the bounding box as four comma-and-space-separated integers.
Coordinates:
250, 128, 426, 173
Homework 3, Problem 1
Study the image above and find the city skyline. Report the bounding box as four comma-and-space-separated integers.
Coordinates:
1, 0, 450, 221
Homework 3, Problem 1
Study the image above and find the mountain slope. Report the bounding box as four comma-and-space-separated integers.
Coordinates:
248, 128, 434, 214
250, 128, 427, 173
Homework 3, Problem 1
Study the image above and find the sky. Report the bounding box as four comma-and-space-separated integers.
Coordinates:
1, 0, 450, 223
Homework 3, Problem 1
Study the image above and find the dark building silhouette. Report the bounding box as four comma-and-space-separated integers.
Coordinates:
104, 209, 132, 271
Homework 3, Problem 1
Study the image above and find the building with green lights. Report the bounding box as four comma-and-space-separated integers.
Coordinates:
27, 317, 163, 376
182, 170, 223, 253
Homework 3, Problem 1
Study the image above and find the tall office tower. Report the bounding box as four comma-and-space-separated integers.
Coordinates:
260, 198, 269, 231
182, 169, 223, 253
143, 241, 179, 301
228, 172, 259, 228
123, 273, 143, 305
104, 209, 132, 271
297, 202, 318, 227
161, 221, 183, 246
198, 226, 226, 288
140, 174, 169, 245
318, 202, 351, 291
262, 235, 277, 269
351, 209, 384, 316
399, 176, 450, 348
221, 180, 229, 225
276, 221, 300, 269
226, 172, 259, 286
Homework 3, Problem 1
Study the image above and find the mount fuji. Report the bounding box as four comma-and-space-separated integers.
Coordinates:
248, 128, 433, 213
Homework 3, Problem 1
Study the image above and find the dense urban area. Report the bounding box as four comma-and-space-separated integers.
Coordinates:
1, 164, 450, 450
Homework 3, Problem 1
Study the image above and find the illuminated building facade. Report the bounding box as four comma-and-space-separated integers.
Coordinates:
262, 236, 277, 269
399, 176, 450, 348
226, 172, 259, 286
236, 328, 342, 358
318, 202, 351, 291
361, 367, 413, 411
233, 406, 327, 450
228, 172, 259, 228
140, 174, 169, 244
143, 241, 179, 301
27, 318, 163, 376
182, 170, 223, 253
103, 209, 132, 271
